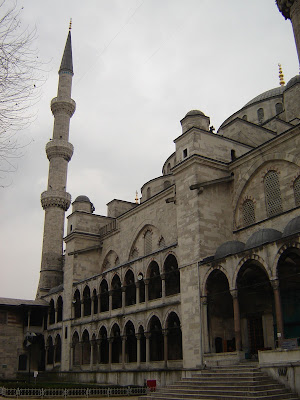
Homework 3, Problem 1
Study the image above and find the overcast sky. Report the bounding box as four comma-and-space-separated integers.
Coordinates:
0, 0, 299, 300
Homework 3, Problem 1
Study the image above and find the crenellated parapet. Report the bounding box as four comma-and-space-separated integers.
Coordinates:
41, 190, 71, 211
276, 0, 296, 19
50, 97, 76, 117
46, 140, 74, 161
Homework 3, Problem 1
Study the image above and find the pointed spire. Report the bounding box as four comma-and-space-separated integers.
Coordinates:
278, 63, 285, 86
135, 190, 139, 204
59, 22, 73, 75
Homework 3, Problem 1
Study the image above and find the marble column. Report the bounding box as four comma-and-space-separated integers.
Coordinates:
231, 289, 241, 351
271, 279, 284, 346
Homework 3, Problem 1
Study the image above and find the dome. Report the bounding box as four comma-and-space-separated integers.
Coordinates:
244, 86, 284, 107
285, 75, 300, 91
74, 195, 90, 203
185, 110, 205, 117
215, 241, 245, 259
283, 216, 300, 237
245, 229, 282, 250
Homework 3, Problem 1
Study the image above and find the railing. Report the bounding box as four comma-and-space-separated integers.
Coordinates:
99, 220, 117, 238
0, 386, 148, 398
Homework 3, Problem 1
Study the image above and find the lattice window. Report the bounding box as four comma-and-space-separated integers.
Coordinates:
257, 108, 264, 124
144, 230, 152, 255
242, 199, 255, 226
158, 236, 166, 248
294, 177, 300, 207
264, 170, 282, 217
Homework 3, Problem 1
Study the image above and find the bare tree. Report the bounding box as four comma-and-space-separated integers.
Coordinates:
0, 0, 44, 177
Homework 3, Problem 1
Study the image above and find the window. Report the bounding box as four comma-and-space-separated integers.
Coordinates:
242, 199, 255, 226
144, 230, 152, 255
257, 108, 264, 124
294, 177, 300, 207
275, 103, 283, 114
183, 148, 188, 158
242, 115, 248, 121
264, 170, 282, 217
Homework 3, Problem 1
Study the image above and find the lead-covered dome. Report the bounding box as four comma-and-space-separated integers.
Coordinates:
245, 229, 282, 250
215, 241, 245, 259
74, 195, 90, 202
244, 86, 285, 107
185, 109, 205, 117
283, 216, 300, 237
285, 75, 300, 90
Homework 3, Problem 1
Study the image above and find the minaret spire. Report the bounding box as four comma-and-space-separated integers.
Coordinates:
36, 27, 76, 298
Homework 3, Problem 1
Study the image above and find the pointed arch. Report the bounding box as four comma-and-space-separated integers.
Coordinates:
166, 312, 182, 360
57, 296, 63, 322
124, 269, 136, 306
164, 253, 180, 296
147, 261, 162, 300
49, 299, 55, 325
100, 279, 109, 312
83, 285, 91, 316
73, 289, 81, 318
111, 274, 122, 310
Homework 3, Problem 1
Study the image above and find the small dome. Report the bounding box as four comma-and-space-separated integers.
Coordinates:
283, 216, 300, 237
285, 75, 300, 91
215, 241, 245, 259
75, 195, 90, 203
185, 109, 205, 117
245, 229, 282, 250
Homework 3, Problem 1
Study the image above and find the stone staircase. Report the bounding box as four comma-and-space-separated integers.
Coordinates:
141, 364, 300, 400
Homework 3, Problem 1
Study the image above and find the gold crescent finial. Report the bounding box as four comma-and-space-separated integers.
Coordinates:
278, 63, 285, 86
135, 191, 139, 204
69, 18, 72, 31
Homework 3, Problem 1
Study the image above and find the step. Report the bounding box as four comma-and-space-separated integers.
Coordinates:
142, 394, 299, 400
156, 387, 293, 397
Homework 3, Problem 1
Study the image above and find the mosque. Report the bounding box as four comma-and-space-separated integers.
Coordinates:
1, 0, 300, 394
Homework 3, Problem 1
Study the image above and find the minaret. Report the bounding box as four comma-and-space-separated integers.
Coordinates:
277, 0, 300, 64
36, 23, 76, 298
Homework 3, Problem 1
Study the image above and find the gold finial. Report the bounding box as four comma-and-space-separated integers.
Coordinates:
69, 18, 72, 31
135, 191, 139, 204
278, 63, 285, 86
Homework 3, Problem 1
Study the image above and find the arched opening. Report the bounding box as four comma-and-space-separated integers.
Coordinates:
91, 334, 98, 365
49, 299, 55, 325
92, 289, 98, 314
149, 316, 164, 361
264, 170, 282, 217
166, 312, 182, 360
206, 270, 234, 353
275, 102, 283, 114
72, 332, 80, 366
54, 334, 61, 363
82, 330, 91, 365
57, 296, 63, 322
164, 254, 180, 296
138, 326, 146, 362
99, 326, 109, 364
46, 336, 54, 365
125, 270, 136, 306
125, 321, 137, 362
111, 324, 122, 363
278, 249, 300, 339
139, 279, 145, 303
237, 261, 274, 355
73, 290, 81, 319
111, 275, 122, 310
100, 280, 109, 312
148, 261, 162, 300
83, 286, 91, 316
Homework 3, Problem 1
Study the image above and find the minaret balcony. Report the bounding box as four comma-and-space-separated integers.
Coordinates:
50, 97, 76, 117
46, 140, 74, 161
41, 191, 71, 211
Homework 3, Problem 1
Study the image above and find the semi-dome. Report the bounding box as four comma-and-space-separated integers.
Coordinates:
185, 110, 205, 117
283, 216, 300, 237
215, 241, 245, 259
74, 195, 90, 203
244, 86, 284, 107
285, 75, 300, 90
245, 229, 282, 250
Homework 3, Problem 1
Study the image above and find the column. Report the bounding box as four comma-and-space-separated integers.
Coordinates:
136, 333, 141, 368
231, 289, 241, 351
97, 339, 101, 364
108, 338, 112, 369
90, 340, 94, 368
27, 310, 31, 332
271, 279, 284, 346
161, 274, 166, 298
122, 336, 126, 368
98, 294, 101, 314
136, 281, 140, 304
145, 280, 149, 304
163, 329, 168, 368
109, 291, 112, 313
122, 287, 126, 312
201, 296, 210, 353
81, 300, 84, 318
145, 332, 150, 366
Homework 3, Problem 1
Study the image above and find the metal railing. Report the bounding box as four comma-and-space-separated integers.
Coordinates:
0, 386, 148, 398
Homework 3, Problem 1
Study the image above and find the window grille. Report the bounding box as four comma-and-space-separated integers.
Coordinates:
294, 177, 300, 207
144, 230, 152, 255
264, 171, 282, 217
257, 108, 264, 124
242, 199, 255, 226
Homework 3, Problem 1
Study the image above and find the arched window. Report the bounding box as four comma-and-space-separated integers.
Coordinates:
47, 336, 54, 365
148, 261, 162, 300
92, 289, 98, 314
111, 275, 122, 310
242, 115, 248, 121
73, 290, 81, 319
166, 312, 182, 360
49, 299, 55, 325
144, 230, 152, 255
149, 316, 163, 361
125, 270, 136, 306
111, 324, 121, 363
99, 326, 109, 364
125, 321, 137, 362
242, 199, 255, 226
83, 286, 91, 316
264, 170, 282, 217
164, 255, 180, 296
257, 108, 264, 124
275, 103, 283, 114
82, 330, 90, 365
72, 332, 80, 366
100, 280, 109, 312
139, 278, 145, 303
54, 334, 61, 363
57, 296, 63, 322
293, 177, 300, 207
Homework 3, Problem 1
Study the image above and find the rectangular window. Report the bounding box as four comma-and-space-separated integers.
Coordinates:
183, 148, 188, 158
